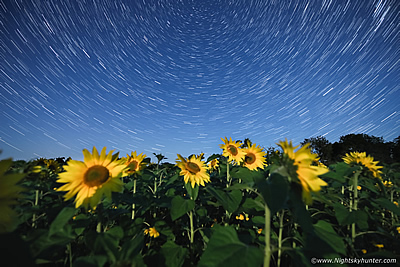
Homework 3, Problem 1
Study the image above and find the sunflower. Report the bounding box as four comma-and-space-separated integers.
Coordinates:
343, 152, 383, 178
56, 147, 127, 209
176, 154, 210, 188
0, 159, 26, 233
46, 159, 62, 173
144, 227, 160, 238
34, 157, 48, 166
219, 137, 246, 164
208, 158, 219, 170
383, 180, 393, 188
124, 151, 147, 175
243, 143, 267, 170
278, 139, 329, 205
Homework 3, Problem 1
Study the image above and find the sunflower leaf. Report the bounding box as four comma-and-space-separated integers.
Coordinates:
373, 198, 400, 216
256, 172, 289, 214
118, 233, 144, 263
333, 203, 368, 229
184, 182, 199, 200
205, 186, 242, 213
198, 225, 263, 267
48, 207, 76, 237
160, 241, 188, 267
0, 158, 12, 174
313, 220, 346, 255
73, 255, 108, 267
170, 196, 195, 221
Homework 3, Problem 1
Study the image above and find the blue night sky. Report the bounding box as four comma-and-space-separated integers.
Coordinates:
1, 0, 399, 162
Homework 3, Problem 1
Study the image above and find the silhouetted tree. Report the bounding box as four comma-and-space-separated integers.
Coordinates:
331, 134, 391, 164
392, 135, 400, 163
240, 138, 253, 148
301, 136, 333, 165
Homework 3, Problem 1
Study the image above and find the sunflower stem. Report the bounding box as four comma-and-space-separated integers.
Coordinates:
264, 203, 271, 267
226, 159, 231, 187
292, 223, 298, 248
277, 210, 285, 267
32, 189, 39, 228
96, 221, 102, 233
341, 186, 345, 205
67, 243, 72, 267
132, 179, 137, 220
189, 208, 194, 244
389, 189, 398, 224
159, 173, 163, 186
351, 171, 359, 245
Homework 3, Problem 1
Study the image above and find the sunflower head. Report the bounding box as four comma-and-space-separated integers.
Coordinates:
208, 158, 220, 170
0, 159, 26, 233
342, 152, 383, 179
46, 159, 62, 173
56, 147, 127, 210
277, 139, 328, 205
176, 154, 210, 188
243, 143, 267, 171
34, 158, 48, 166
124, 151, 147, 175
144, 227, 160, 238
219, 137, 246, 164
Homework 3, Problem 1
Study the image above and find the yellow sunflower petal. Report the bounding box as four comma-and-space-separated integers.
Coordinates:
56, 146, 126, 209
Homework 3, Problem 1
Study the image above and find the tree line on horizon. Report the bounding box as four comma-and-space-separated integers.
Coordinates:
6, 133, 400, 168
296, 133, 400, 166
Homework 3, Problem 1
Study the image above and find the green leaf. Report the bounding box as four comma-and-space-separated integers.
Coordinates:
256, 172, 289, 214
332, 203, 350, 226
28, 229, 74, 258
118, 233, 144, 262
93, 233, 119, 264
0, 159, 12, 174
196, 207, 207, 217
321, 162, 357, 183
73, 255, 108, 267
160, 241, 188, 267
184, 182, 199, 200
206, 186, 242, 213
170, 196, 195, 221
313, 220, 346, 255
288, 187, 314, 234
251, 216, 264, 226
230, 166, 265, 185
49, 207, 76, 237
241, 197, 264, 213
106, 226, 124, 240
226, 183, 251, 191
71, 214, 90, 236
166, 173, 179, 186
373, 197, 400, 216
333, 203, 368, 229
198, 225, 263, 267
361, 178, 380, 193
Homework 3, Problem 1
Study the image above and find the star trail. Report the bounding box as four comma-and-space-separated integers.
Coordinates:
1, 0, 399, 161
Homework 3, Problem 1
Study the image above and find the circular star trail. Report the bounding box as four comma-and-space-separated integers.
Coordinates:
1, 0, 399, 161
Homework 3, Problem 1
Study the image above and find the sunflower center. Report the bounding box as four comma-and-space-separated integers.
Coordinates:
84, 165, 110, 187
245, 153, 256, 165
211, 160, 217, 168
228, 145, 238, 156
186, 162, 201, 174
128, 160, 139, 171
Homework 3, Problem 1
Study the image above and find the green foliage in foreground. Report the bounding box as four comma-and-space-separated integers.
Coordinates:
1, 153, 400, 267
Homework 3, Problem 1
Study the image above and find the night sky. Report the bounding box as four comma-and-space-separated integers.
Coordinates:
1, 0, 399, 162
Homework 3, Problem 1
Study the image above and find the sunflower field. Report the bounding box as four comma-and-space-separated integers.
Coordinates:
1, 137, 399, 266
